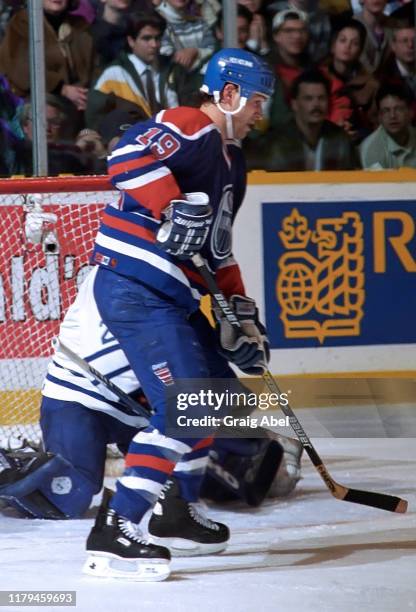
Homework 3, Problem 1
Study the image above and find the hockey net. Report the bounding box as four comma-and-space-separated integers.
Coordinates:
0, 176, 116, 449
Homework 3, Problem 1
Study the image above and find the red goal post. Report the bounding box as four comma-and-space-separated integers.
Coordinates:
0, 175, 115, 447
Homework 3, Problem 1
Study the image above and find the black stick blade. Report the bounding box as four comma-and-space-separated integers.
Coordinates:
342, 488, 408, 513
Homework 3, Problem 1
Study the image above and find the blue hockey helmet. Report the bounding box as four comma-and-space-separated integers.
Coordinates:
201, 48, 275, 103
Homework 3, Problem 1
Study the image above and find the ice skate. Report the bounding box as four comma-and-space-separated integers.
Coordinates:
83, 489, 171, 581
148, 478, 229, 557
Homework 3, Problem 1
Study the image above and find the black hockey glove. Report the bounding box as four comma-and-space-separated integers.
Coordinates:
156, 192, 212, 259
214, 295, 270, 375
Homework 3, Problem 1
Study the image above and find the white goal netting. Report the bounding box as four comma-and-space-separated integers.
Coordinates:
0, 176, 115, 448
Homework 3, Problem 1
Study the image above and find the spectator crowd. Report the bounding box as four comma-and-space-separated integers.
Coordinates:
0, 0, 416, 175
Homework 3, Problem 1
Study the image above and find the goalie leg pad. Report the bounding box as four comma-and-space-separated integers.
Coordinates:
0, 448, 96, 519
267, 434, 303, 498
202, 435, 284, 506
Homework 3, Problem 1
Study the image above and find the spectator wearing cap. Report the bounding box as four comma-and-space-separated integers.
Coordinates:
246, 70, 359, 171
320, 18, 379, 142
267, 9, 350, 132
0, 0, 95, 118
268, 0, 332, 63
90, 0, 133, 70
353, 0, 401, 73
267, 8, 310, 130
86, 11, 184, 130
360, 83, 416, 168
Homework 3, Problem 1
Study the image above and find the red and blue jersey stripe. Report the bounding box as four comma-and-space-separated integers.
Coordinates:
92, 106, 247, 310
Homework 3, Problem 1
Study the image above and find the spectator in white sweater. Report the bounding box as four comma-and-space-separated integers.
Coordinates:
156, 0, 215, 71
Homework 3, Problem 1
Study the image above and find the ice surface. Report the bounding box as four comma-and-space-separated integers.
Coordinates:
1, 437, 415, 612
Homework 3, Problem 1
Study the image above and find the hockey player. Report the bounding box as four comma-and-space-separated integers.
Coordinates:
0, 48, 301, 582
82, 46, 281, 580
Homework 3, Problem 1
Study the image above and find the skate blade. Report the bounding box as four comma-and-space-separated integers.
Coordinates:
82, 553, 170, 581
148, 536, 228, 557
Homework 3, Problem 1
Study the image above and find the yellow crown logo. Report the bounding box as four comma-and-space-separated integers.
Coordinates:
278, 208, 311, 250
277, 209, 364, 344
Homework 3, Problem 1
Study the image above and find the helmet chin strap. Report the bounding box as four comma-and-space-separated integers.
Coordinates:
214, 92, 247, 139
224, 112, 234, 140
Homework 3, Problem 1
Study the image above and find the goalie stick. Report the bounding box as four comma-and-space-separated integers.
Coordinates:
192, 253, 408, 514
52, 338, 153, 420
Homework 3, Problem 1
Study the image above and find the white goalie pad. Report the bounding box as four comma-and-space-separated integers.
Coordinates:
268, 434, 303, 498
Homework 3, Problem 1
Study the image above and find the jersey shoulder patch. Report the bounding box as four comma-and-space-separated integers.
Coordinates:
157, 107, 218, 140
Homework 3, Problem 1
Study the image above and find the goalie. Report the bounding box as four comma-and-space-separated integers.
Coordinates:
0, 267, 302, 521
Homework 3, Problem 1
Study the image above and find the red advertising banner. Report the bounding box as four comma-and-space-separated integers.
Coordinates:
0, 177, 113, 359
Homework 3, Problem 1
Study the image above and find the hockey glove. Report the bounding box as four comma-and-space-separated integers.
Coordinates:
156, 192, 212, 259
214, 295, 270, 375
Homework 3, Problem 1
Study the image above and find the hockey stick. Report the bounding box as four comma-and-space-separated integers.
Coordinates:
52, 338, 153, 420
192, 253, 408, 514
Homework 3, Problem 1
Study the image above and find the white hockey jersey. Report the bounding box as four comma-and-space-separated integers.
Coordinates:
42, 267, 147, 428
